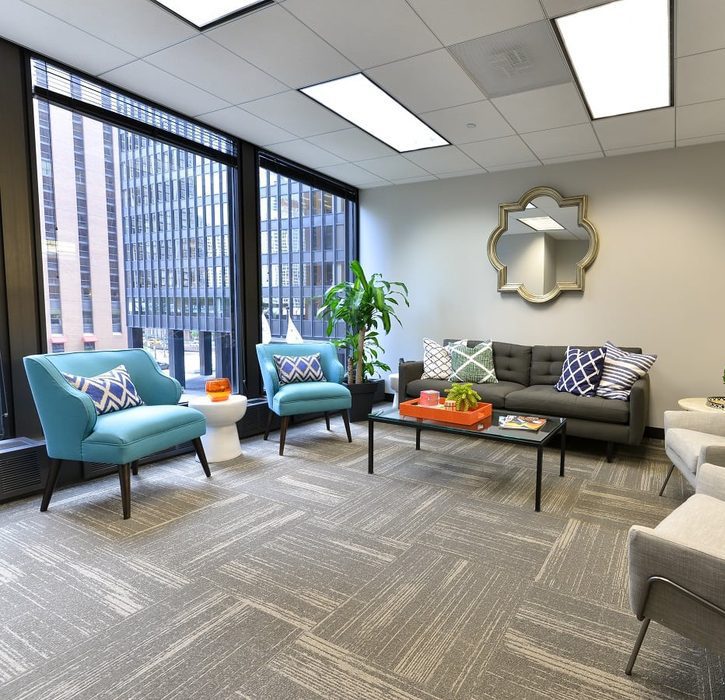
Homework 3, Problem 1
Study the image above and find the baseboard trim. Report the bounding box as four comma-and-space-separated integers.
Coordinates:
644, 426, 664, 440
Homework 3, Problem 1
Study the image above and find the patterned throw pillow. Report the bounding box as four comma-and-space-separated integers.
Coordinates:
596, 342, 657, 401
63, 364, 143, 415
421, 338, 465, 380
555, 346, 606, 397
274, 353, 326, 385
449, 341, 497, 383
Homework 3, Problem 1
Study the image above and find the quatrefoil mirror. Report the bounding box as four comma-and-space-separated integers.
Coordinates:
487, 186, 599, 303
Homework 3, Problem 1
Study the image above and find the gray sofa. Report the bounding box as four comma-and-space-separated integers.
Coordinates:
399, 340, 650, 457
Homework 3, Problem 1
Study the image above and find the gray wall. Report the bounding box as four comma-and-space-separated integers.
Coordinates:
359, 142, 725, 429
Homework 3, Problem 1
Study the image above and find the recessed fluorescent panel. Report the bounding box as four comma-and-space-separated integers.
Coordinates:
555, 0, 671, 119
301, 74, 448, 153
520, 216, 564, 231
154, 0, 270, 29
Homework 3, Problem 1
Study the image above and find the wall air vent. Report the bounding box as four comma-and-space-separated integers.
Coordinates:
0, 437, 46, 501
449, 21, 572, 98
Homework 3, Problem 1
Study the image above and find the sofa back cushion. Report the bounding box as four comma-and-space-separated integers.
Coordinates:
444, 340, 531, 386
530, 345, 642, 385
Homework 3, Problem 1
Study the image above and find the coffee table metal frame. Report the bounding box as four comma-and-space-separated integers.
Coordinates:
368, 406, 567, 512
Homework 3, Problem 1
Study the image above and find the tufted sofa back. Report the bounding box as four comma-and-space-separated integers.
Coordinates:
443, 339, 531, 385
530, 345, 643, 385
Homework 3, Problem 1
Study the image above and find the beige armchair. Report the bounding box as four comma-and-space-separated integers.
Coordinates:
626, 463, 725, 675
660, 410, 725, 495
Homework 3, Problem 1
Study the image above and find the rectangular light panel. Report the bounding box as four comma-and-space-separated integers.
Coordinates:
301, 74, 448, 153
555, 0, 671, 119
154, 0, 269, 29
520, 216, 564, 231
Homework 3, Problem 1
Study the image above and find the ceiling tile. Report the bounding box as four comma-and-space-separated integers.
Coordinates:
541, 151, 602, 164
22, 0, 197, 57
436, 167, 486, 179
605, 142, 674, 157
676, 100, 725, 141
366, 50, 485, 113
677, 0, 725, 57
459, 136, 538, 168
307, 129, 396, 161
522, 123, 601, 159
145, 36, 286, 104
593, 108, 675, 150
265, 139, 344, 168
0, 0, 134, 74
492, 83, 588, 133
403, 146, 478, 174
241, 91, 350, 137
198, 106, 294, 145
677, 51, 725, 105
421, 100, 514, 144
540, 0, 606, 18
207, 4, 355, 88
485, 160, 540, 172
101, 61, 229, 117
408, 0, 544, 46
354, 156, 429, 180
282, 0, 440, 68
318, 163, 390, 188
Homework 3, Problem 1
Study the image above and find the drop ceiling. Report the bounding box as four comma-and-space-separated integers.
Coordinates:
1, 0, 723, 189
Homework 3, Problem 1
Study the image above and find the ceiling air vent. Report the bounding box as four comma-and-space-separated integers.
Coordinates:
449, 21, 572, 98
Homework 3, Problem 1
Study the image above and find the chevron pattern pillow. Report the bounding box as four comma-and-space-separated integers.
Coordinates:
63, 364, 143, 415
274, 353, 326, 385
596, 342, 657, 401
555, 346, 606, 397
421, 338, 466, 380
449, 340, 497, 383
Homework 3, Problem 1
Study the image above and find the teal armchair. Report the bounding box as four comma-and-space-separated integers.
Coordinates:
23, 348, 210, 519
256, 342, 352, 455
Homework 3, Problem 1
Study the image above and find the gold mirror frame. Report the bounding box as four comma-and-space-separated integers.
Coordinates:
487, 186, 599, 304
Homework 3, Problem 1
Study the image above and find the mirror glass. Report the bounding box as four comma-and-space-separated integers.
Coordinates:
487, 187, 598, 303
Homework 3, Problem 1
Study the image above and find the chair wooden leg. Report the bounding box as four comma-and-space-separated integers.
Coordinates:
342, 410, 352, 443
40, 458, 62, 512
264, 411, 273, 440
118, 463, 132, 520
625, 618, 651, 675
192, 438, 211, 477
279, 416, 290, 456
659, 464, 676, 496
131, 460, 139, 476
324, 412, 331, 431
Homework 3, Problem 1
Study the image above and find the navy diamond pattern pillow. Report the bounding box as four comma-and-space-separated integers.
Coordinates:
555, 346, 606, 397
63, 364, 143, 415
274, 353, 326, 385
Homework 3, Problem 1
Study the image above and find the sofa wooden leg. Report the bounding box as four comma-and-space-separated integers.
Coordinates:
192, 438, 211, 477
118, 463, 132, 520
279, 416, 290, 456
606, 441, 616, 463
342, 410, 352, 443
40, 458, 62, 512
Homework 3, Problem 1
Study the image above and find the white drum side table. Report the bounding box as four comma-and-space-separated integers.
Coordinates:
677, 397, 725, 413
188, 394, 247, 462
390, 373, 400, 409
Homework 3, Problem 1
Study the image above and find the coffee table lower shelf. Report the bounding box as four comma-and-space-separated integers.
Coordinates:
367, 407, 567, 512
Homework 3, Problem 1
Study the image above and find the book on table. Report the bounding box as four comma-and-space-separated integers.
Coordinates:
498, 415, 547, 431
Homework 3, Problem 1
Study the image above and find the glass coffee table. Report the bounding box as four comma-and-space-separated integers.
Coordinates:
368, 406, 566, 512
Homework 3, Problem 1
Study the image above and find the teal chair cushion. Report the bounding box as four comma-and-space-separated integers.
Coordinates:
273, 381, 352, 416
82, 405, 206, 465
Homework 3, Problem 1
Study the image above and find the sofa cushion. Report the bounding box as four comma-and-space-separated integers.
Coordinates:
444, 340, 531, 385
63, 364, 143, 415
666, 428, 725, 475
596, 341, 657, 401
406, 379, 524, 409
530, 345, 643, 386
421, 338, 464, 380
450, 341, 497, 383
504, 385, 630, 424
555, 346, 606, 397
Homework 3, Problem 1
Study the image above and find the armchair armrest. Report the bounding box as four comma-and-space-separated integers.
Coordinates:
627, 376, 649, 444
130, 349, 182, 405
398, 360, 423, 400
664, 410, 725, 436
628, 525, 725, 618
697, 463, 725, 500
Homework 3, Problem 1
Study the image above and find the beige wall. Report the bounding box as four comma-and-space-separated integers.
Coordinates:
359, 141, 725, 429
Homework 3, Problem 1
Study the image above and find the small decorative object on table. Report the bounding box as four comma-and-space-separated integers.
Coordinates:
444, 383, 482, 411
706, 396, 725, 410
419, 389, 440, 407
399, 397, 492, 425
498, 415, 547, 431
206, 377, 232, 402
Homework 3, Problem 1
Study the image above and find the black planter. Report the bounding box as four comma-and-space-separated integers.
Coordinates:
347, 379, 383, 421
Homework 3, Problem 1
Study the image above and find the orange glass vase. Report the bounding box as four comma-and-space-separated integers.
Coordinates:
205, 378, 231, 402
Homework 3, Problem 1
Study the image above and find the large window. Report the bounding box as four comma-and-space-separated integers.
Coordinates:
31, 59, 237, 394
259, 161, 356, 339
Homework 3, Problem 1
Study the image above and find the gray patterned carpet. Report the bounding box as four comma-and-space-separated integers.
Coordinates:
0, 416, 723, 699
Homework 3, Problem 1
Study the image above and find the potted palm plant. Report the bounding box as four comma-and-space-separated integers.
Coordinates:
318, 260, 409, 420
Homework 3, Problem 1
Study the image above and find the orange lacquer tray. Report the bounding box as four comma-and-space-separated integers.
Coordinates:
399, 398, 492, 425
